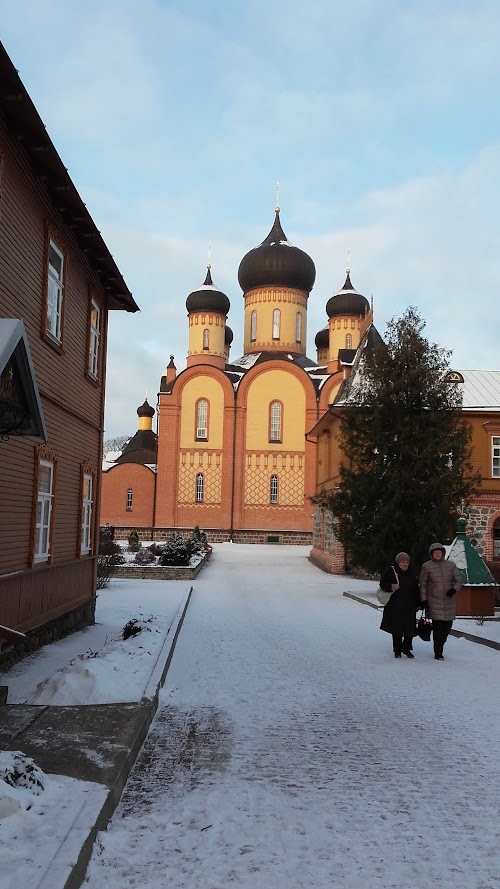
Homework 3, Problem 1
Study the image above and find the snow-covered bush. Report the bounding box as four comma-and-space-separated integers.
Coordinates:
148, 542, 165, 557
159, 532, 190, 566
134, 547, 156, 565
0, 751, 46, 794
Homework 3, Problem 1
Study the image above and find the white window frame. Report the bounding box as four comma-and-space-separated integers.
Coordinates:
126, 488, 133, 511
295, 312, 302, 343
81, 473, 93, 554
272, 309, 281, 340
251, 310, 257, 342
270, 475, 278, 504
203, 329, 210, 350
270, 401, 282, 442
35, 459, 54, 562
47, 241, 64, 341
196, 399, 208, 439
195, 472, 204, 503
88, 299, 100, 379
492, 436, 500, 478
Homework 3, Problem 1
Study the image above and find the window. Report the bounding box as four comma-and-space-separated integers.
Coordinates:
35, 459, 54, 562
88, 299, 101, 379
493, 436, 500, 477
46, 241, 64, 341
295, 312, 302, 343
196, 399, 208, 439
270, 475, 278, 504
272, 309, 281, 340
126, 488, 133, 511
269, 401, 282, 442
81, 472, 93, 555
251, 310, 257, 342
345, 334, 352, 349
494, 519, 500, 559
196, 472, 204, 502
203, 329, 210, 350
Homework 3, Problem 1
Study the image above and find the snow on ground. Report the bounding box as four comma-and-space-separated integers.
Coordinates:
84, 545, 500, 889
2, 577, 190, 705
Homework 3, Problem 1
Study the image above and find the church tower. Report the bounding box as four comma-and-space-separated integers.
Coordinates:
325, 269, 371, 374
186, 265, 230, 369
238, 207, 316, 355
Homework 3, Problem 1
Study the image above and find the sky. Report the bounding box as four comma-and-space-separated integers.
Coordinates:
2, 544, 500, 887
1, 0, 500, 439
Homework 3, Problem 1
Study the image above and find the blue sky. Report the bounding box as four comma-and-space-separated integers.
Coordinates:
2, 0, 500, 438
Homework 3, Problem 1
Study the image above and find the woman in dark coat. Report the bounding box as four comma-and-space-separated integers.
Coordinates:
380, 552, 421, 658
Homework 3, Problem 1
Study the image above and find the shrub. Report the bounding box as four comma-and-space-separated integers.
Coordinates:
127, 529, 139, 546
128, 541, 141, 553
148, 543, 165, 557
159, 532, 190, 566
97, 526, 125, 589
134, 547, 156, 565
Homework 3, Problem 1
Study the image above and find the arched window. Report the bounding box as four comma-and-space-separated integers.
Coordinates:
295, 312, 302, 343
345, 333, 352, 349
270, 475, 278, 504
250, 310, 257, 342
269, 401, 282, 442
126, 488, 133, 511
272, 309, 281, 340
196, 399, 208, 439
195, 473, 204, 503
203, 329, 210, 350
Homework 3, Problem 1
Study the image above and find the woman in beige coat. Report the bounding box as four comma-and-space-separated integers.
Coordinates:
419, 542, 463, 660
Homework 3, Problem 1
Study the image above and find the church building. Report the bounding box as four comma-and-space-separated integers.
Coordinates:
100, 206, 376, 543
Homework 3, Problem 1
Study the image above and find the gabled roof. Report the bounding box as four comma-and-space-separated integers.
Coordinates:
453, 370, 500, 411
447, 517, 497, 586
0, 319, 47, 440
0, 41, 138, 313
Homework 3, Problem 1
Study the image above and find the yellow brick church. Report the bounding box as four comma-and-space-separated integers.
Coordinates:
101, 206, 375, 542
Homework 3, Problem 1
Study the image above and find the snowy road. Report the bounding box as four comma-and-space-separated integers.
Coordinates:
85, 545, 500, 889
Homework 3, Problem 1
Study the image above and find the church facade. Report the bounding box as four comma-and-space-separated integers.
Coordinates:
101, 208, 374, 542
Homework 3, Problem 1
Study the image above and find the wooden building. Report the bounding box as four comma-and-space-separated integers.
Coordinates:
0, 42, 138, 661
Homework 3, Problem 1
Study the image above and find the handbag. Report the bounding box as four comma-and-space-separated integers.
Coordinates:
376, 566, 398, 606
416, 616, 432, 642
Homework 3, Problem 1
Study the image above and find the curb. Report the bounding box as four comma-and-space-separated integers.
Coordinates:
342, 591, 500, 652
40, 585, 195, 889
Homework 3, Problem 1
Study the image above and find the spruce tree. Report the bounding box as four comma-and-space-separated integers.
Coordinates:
324, 307, 479, 573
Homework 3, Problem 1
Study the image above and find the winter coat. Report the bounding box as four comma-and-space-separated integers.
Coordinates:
419, 556, 463, 621
380, 563, 421, 638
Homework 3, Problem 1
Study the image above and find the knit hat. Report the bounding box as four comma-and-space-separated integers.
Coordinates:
395, 552, 411, 564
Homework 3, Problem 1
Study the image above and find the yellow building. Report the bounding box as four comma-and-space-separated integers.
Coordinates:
101, 207, 373, 543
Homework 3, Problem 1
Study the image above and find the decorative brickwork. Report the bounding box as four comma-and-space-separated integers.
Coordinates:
245, 451, 304, 505
178, 450, 222, 504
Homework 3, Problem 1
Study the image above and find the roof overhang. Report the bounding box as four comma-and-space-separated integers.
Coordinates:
0, 41, 139, 313
0, 319, 48, 441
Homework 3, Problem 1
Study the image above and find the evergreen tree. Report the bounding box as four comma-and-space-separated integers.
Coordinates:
323, 307, 479, 573
159, 532, 190, 566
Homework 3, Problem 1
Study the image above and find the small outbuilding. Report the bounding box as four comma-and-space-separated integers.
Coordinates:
448, 517, 498, 617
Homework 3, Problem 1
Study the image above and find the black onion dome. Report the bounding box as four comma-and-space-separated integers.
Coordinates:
137, 398, 155, 419
326, 271, 370, 319
238, 210, 316, 294
186, 267, 230, 315
314, 327, 329, 349
225, 325, 233, 345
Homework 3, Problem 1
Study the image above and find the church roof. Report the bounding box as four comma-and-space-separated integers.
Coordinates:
186, 267, 230, 315
113, 429, 158, 466
238, 209, 316, 295
326, 271, 370, 319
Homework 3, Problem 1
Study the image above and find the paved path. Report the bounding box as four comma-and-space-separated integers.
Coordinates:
84, 545, 500, 889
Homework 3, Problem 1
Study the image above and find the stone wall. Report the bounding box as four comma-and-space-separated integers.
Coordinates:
467, 495, 500, 560
0, 599, 96, 667
310, 505, 347, 574
111, 527, 312, 546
